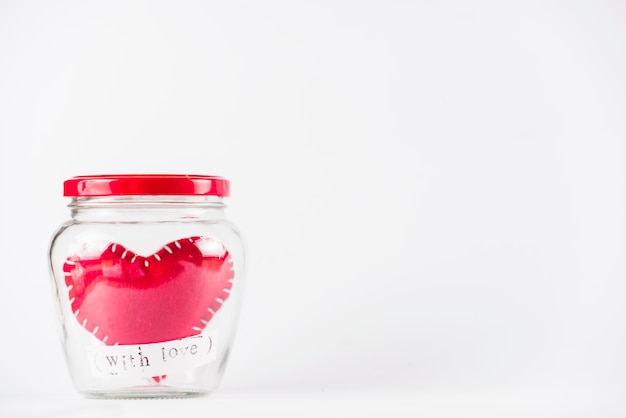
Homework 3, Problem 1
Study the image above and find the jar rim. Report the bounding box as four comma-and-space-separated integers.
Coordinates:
63, 174, 230, 197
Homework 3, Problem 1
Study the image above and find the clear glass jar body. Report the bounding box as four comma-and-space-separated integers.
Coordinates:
48, 196, 245, 398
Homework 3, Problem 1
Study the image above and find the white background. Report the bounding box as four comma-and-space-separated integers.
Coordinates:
1, 1, 626, 416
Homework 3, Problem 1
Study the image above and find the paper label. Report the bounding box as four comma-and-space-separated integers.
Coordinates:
86, 333, 216, 378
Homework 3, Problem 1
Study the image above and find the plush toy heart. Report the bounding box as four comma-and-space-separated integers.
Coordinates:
62, 236, 234, 346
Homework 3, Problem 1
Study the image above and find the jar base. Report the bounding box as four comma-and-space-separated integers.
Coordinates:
81, 388, 211, 400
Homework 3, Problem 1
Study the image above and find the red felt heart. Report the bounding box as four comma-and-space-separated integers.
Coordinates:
63, 236, 234, 345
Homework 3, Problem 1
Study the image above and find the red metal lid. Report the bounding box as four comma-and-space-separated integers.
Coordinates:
64, 175, 230, 197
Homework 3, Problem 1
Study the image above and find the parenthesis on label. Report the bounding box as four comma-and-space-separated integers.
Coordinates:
207, 336, 213, 355
92, 350, 117, 376
93, 352, 105, 373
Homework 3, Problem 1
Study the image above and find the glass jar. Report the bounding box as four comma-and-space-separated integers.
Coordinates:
48, 175, 245, 399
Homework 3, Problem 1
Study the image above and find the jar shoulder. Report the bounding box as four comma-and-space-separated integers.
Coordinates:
49, 218, 245, 261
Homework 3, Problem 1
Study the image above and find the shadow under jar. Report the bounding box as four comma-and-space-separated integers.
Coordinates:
48, 175, 246, 399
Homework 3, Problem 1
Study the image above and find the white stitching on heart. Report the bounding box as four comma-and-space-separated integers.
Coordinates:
66, 238, 235, 345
